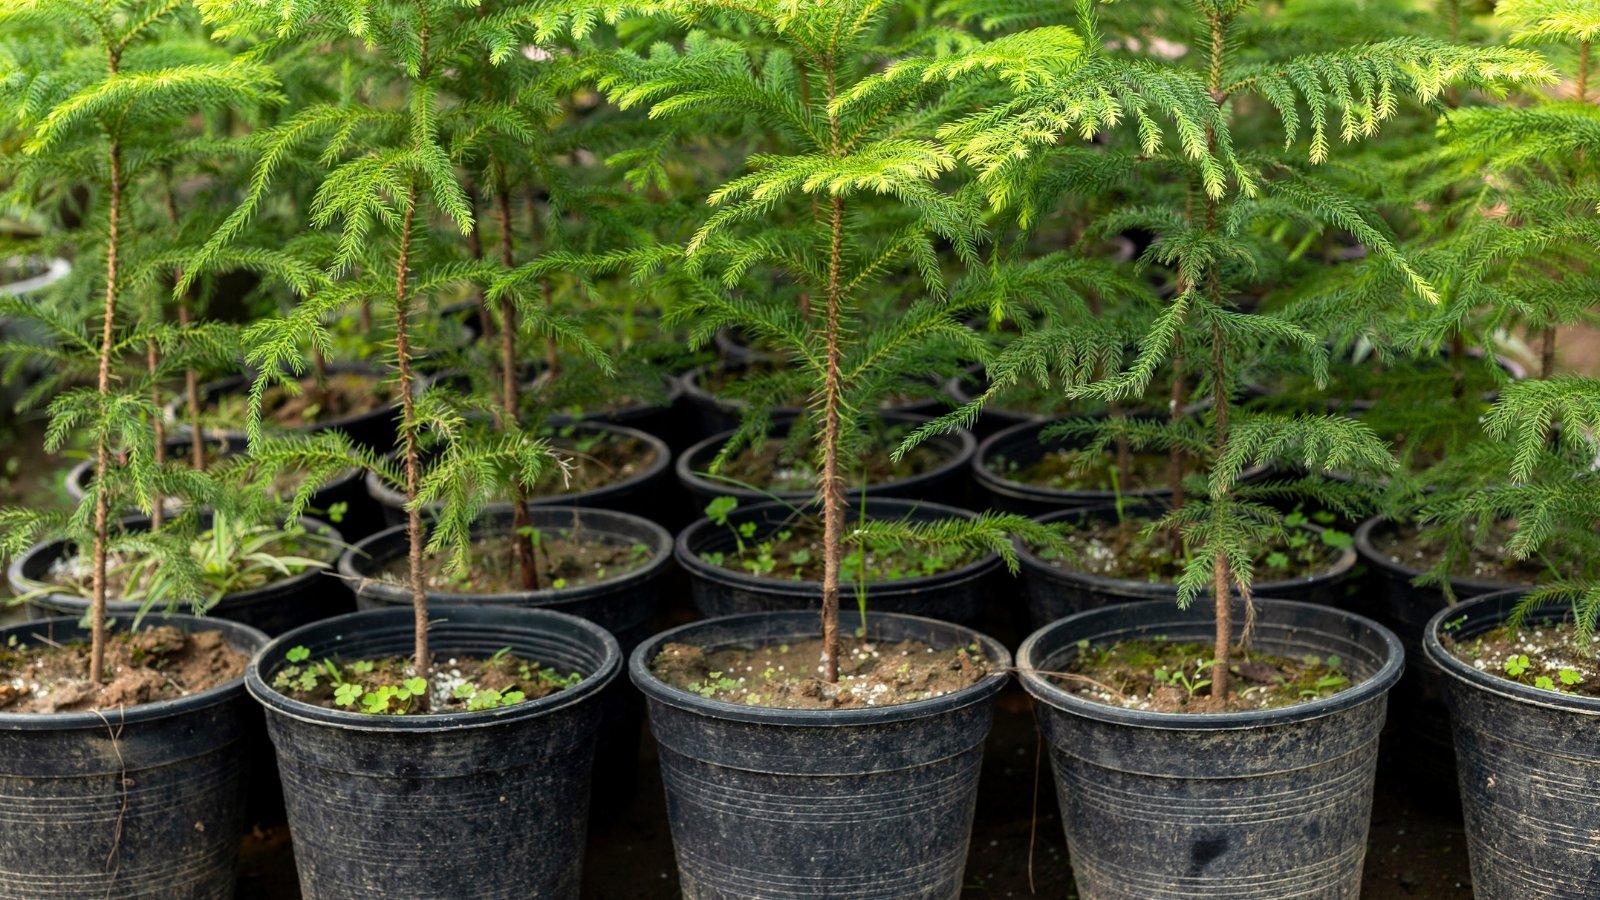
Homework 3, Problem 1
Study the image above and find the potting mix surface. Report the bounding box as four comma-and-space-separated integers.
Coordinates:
0, 626, 247, 713
383, 531, 655, 593
650, 636, 990, 708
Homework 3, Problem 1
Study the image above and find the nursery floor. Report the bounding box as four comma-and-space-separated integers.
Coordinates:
237, 681, 1472, 898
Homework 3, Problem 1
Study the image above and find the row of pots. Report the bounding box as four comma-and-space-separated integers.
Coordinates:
4, 587, 1582, 898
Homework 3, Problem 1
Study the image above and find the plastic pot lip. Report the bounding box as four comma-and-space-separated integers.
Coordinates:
245, 605, 622, 733
338, 507, 674, 604
674, 497, 1003, 595
674, 412, 977, 502
8, 513, 345, 614
1353, 516, 1531, 595
0, 256, 71, 297
973, 417, 1257, 504
0, 613, 268, 730
425, 365, 684, 420
1423, 588, 1600, 716
628, 610, 1012, 726
174, 363, 398, 438
1015, 503, 1357, 597
1017, 598, 1404, 731
364, 420, 671, 511
66, 436, 357, 502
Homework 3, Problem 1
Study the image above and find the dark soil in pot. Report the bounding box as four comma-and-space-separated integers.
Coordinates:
676, 412, 976, 509
0, 613, 267, 899
681, 358, 945, 440
1018, 597, 1403, 899
364, 421, 673, 525
630, 610, 1010, 898
1354, 516, 1540, 811
8, 513, 353, 638
1424, 590, 1600, 899
974, 417, 1266, 515
1017, 503, 1358, 631
247, 605, 620, 899
64, 435, 385, 541
173, 364, 400, 453
675, 497, 1002, 625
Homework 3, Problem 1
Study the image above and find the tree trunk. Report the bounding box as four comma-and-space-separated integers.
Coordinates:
393, 183, 430, 698
90, 110, 124, 684
496, 180, 540, 591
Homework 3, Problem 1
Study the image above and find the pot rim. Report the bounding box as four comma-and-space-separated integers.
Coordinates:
1017, 597, 1404, 730
338, 507, 673, 604
1423, 588, 1600, 716
8, 513, 345, 614
674, 412, 976, 502
245, 605, 621, 732
1016, 503, 1357, 597
628, 609, 1011, 726
363, 420, 671, 511
1353, 515, 1533, 595
0, 613, 267, 730
174, 363, 399, 436
674, 497, 1002, 595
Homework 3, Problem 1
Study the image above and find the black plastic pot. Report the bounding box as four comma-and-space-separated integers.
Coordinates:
676, 498, 1001, 625
247, 605, 620, 899
8, 514, 352, 638
0, 614, 267, 899
340, 508, 672, 818
974, 417, 1263, 516
681, 360, 945, 441
63, 435, 384, 541
364, 420, 673, 526
1018, 598, 1404, 899
0, 257, 70, 410
1354, 516, 1534, 809
631, 610, 1010, 899
1018, 504, 1358, 631
675, 412, 976, 509
174, 363, 400, 453
1424, 590, 1600, 899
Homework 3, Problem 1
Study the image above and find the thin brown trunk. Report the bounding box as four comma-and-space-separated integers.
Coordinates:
1210, 551, 1232, 707
495, 178, 539, 591
819, 59, 847, 684
393, 183, 430, 695
819, 192, 846, 684
311, 344, 332, 412
147, 340, 165, 530
178, 303, 205, 471
1541, 323, 1558, 380
90, 45, 124, 681
1580, 41, 1592, 104
162, 175, 204, 473
1205, 11, 1234, 710
466, 185, 495, 343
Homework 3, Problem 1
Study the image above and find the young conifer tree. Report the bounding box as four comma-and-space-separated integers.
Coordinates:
594, 0, 1066, 681
1411, 1, 1600, 630
911, 0, 1551, 706
195, 0, 615, 701
0, 0, 280, 681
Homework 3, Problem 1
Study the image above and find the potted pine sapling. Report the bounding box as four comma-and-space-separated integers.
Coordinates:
196, 3, 622, 896
0, 2, 290, 894
606, 3, 1066, 895
362, 112, 675, 528
333, 20, 675, 816
913, 1, 1550, 894
1405, 2, 1600, 894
